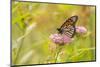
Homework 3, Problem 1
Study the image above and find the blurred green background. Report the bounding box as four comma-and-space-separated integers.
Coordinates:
12, 1, 96, 65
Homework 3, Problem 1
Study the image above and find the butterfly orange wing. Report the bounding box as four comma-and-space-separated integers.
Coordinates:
58, 16, 78, 38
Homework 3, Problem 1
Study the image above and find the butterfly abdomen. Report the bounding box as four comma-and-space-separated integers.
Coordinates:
57, 28, 63, 34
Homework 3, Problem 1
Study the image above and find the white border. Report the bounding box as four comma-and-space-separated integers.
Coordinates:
0, 0, 100, 67
24, 0, 97, 5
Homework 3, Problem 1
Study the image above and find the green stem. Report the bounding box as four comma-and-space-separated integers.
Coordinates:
14, 23, 26, 64
55, 45, 63, 63
14, 31, 25, 64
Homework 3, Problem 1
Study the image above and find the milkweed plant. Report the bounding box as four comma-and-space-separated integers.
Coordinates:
49, 26, 87, 63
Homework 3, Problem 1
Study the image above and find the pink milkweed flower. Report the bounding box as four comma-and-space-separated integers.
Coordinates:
76, 26, 87, 34
49, 34, 73, 45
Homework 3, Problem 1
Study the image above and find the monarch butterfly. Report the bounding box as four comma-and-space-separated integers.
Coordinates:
57, 15, 78, 38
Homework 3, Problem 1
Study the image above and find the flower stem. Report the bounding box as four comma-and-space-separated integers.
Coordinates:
14, 31, 25, 64
14, 23, 26, 64
55, 45, 63, 63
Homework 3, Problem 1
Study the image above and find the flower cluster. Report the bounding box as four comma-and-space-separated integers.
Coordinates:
76, 26, 87, 34
49, 26, 87, 45
49, 34, 72, 45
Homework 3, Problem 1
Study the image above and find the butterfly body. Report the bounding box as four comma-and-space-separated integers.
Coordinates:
57, 16, 78, 38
